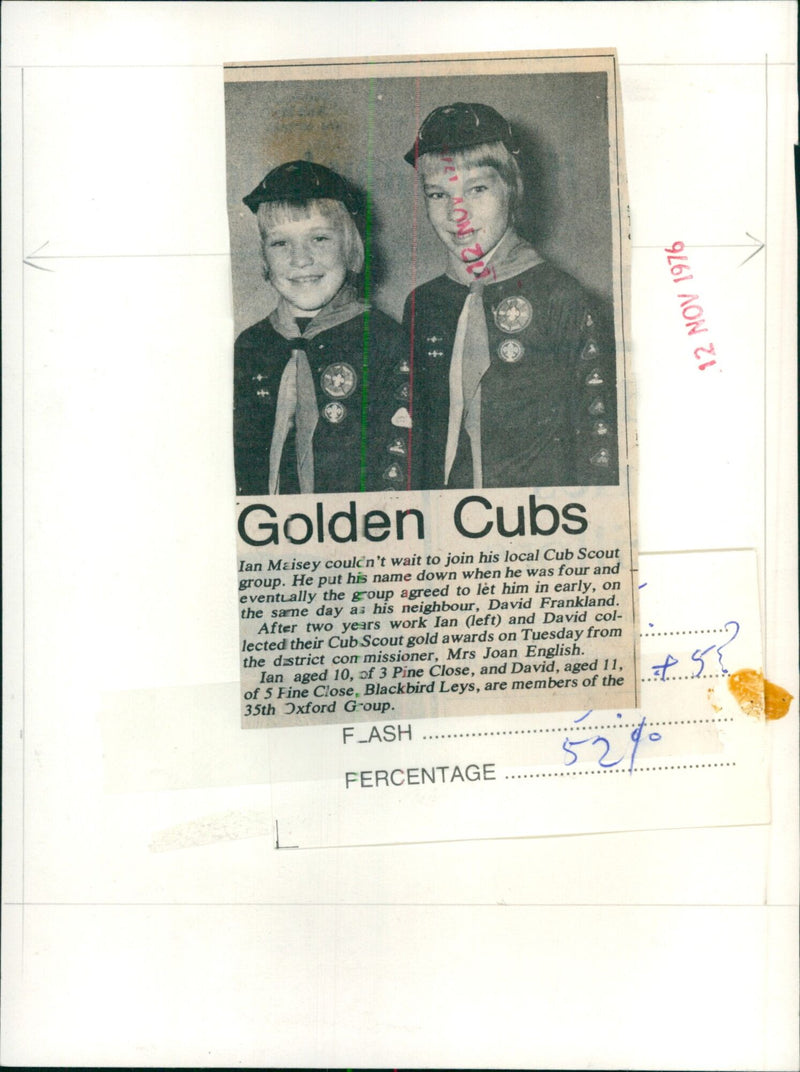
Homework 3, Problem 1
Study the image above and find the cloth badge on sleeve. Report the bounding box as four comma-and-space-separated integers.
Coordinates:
590, 448, 611, 467
391, 407, 412, 428
581, 340, 600, 360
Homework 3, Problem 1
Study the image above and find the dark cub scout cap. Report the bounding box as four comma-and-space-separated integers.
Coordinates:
243, 160, 363, 216
404, 102, 519, 165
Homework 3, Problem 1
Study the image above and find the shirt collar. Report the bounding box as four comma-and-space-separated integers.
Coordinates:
269, 283, 367, 342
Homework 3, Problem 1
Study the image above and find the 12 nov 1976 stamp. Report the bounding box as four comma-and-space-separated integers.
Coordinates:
224, 49, 638, 729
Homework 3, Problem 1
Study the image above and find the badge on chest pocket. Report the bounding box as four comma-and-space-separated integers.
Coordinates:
320, 363, 356, 399
497, 338, 525, 364
493, 296, 532, 334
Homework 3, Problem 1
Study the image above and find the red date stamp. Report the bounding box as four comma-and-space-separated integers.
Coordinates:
664, 241, 717, 370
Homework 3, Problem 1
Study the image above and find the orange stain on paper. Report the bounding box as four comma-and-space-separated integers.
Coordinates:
706, 686, 723, 714
727, 669, 793, 721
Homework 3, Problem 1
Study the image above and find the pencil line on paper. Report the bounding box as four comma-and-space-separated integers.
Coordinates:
6, 54, 616, 71
762, 52, 769, 701
27, 246, 762, 262
4, 60, 794, 71
4, 901, 787, 908
620, 62, 792, 67
25, 252, 229, 261
610, 52, 639, 705
633, 243, 767, 250
21, 65, 27, 966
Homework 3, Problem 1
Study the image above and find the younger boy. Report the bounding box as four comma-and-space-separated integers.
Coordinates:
403, 103, 618, 490
234, 160, 409, 495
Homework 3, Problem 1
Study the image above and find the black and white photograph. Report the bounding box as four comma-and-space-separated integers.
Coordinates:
226, 54, 626, 496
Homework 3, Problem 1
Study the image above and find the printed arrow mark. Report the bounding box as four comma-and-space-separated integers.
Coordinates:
23, 240, 55, 272
738, 232, 765, 267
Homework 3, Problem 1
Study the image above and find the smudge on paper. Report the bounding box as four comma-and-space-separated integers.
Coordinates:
149, 808, 271, 852
727, 669, 793, 721
706, 686, 723, 714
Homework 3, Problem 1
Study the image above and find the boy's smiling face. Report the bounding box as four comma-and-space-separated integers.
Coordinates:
263, 212, 347, 315
422, 161, 511, 263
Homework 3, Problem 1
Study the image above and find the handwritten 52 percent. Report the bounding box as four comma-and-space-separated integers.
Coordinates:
563, 710, 662, 775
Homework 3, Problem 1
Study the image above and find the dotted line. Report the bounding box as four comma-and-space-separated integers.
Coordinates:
641, 673, 726, 682
505, 762, 736, 778
421, 717, 733, 740
639, 629, 728, 637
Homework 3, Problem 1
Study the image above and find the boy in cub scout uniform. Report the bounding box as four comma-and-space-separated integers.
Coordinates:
402, 103, 618, 490
234, 161, 409, 495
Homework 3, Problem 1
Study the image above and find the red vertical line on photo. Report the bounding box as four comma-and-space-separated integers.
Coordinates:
359, 73, 377, 493
406, 72, 422, 489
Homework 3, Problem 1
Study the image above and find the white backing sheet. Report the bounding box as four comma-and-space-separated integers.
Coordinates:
2, 3, 797, 1069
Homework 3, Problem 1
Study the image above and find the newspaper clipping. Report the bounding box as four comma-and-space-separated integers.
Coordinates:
225, 51, 638, 730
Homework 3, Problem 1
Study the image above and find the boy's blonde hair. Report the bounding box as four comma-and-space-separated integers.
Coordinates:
418, 140, 524, 223
256, 197, 365, 276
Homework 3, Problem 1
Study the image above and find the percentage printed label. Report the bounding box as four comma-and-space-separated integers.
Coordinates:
664, 241, 718, 370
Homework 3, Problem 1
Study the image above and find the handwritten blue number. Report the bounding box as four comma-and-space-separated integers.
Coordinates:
691, 644, 716, 677
592, 736, 624, 768
562, 737, 590, 765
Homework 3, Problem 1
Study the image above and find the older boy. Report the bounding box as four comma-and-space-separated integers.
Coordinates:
403, 103, 618, 490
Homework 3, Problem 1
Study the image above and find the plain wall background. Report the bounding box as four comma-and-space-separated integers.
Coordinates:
226, 69, 613, 333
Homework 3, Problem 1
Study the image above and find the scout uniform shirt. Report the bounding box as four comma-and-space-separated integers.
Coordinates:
234, 287, 409, 495
403, 238, 619, 490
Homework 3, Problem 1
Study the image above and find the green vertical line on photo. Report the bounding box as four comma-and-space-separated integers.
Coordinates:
359, 74, 377, 493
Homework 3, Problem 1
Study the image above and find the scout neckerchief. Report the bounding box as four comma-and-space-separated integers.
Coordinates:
267, 284, 366, 494
443, 231, 543, 487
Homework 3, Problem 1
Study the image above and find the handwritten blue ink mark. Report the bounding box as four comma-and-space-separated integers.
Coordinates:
562, 737, 591, 765
691, 644, 717, 677
592, 736, 625, 768
716, 621, 740, 675
629, 716, 662, 774
562, 718, 662, 775
651, 653, 679, 681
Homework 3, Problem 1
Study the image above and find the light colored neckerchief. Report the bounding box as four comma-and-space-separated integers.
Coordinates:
442, 232, 543, 487
266, 285, 366, 494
